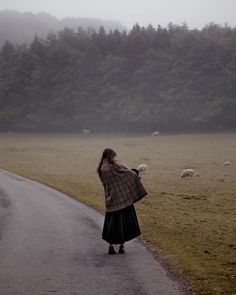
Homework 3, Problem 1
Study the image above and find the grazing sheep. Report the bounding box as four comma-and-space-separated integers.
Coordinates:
152, 131, 160, 136
82, 129, 91, 134
180, 168, 194, 178
137, 164, 147, 172
224, 161, 232, 167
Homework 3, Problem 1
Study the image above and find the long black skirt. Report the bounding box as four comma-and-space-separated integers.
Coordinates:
102, 204, 141, 244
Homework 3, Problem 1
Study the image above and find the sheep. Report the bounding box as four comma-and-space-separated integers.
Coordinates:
180, 168, 194, 178
137, 164, 147, 172
224, 161, 232, 167
152, 131, 160, 136
82, 129, 91, 134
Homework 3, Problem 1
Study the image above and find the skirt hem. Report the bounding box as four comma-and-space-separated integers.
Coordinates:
102, 204, 141, 244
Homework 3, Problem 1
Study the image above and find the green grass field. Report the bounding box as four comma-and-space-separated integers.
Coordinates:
0, 132, 235, 295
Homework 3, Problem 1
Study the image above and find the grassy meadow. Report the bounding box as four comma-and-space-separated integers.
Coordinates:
0, 132, 235, 295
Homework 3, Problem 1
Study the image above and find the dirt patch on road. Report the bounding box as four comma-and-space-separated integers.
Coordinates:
0, 188, 11, 209
0, 188, 11, 240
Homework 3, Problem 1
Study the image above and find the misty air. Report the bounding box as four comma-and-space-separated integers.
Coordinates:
0, 1, 235, 295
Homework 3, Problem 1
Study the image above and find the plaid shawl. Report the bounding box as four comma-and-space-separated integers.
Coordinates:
99, 159, 148, 212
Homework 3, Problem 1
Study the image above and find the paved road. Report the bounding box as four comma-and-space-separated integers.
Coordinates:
0, 169, 184, 295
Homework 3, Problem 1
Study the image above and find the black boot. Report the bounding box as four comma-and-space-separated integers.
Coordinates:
118, 244, 125, 254
108, 245, 116, 255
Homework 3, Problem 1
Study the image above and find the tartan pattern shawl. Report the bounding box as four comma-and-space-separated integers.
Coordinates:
99, 159, 148, 212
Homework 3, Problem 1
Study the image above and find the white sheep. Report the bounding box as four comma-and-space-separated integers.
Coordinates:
224, 161, 232, 167
152, 131, 160, 136
137, 164, 147, 172
180, 168, 194, 178
82, 129, 91, 134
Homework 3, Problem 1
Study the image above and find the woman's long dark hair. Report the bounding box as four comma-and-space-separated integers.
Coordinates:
97, 148, 117, 173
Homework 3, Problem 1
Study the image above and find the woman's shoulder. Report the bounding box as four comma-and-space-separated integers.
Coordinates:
114, 161, 128, 169
114, 162, 138, 177
100, 159, 133, 175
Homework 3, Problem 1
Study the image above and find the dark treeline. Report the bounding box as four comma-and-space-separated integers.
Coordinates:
0, 23, 236, 132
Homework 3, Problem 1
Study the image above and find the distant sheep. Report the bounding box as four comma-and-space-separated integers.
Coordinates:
152, 131, 160, 136
224, 161, 232, 167
137, 164, 147, 172
180, 168, 194, 178
82, 129, 91, 134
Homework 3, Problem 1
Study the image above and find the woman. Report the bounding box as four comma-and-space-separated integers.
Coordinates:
97, 148, 147, 254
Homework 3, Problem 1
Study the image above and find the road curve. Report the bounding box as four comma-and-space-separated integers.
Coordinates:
0, 169, 184, 295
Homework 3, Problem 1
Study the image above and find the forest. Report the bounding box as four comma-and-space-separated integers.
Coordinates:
0, 23, 235, 132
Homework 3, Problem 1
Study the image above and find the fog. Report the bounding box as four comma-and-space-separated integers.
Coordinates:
0, 0, 236, 28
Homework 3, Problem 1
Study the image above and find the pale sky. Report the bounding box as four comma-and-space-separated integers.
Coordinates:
0, 0, 235, 28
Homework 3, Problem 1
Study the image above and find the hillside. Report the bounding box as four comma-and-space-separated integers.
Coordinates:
0, 10, 125, 48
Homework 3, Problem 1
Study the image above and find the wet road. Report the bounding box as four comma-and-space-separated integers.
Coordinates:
0, 170, 183, 295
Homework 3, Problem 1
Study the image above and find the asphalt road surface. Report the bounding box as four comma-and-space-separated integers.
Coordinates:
0, 169, 184, 295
